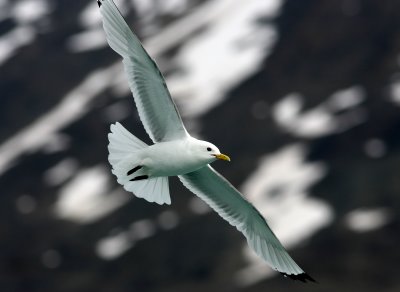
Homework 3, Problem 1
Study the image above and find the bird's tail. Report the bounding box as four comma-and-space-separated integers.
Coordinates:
108, 122, 171, 205
108, 122, 148, 165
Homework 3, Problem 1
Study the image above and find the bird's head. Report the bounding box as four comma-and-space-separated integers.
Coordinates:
192, 139, 231, 163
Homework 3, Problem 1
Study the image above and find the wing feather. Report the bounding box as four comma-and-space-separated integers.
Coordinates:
179, 166, 315, 281
98, 0, 188, 142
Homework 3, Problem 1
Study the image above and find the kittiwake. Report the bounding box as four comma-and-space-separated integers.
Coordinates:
97, 0, 315, 282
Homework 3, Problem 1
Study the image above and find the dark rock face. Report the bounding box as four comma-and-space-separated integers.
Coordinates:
1, 0, 400, 291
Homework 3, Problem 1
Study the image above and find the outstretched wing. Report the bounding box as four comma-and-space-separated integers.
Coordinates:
179, 165, 315, 282
98, 0, 188, 142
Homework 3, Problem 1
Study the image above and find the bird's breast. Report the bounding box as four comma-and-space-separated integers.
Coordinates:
144, 140, 205, 177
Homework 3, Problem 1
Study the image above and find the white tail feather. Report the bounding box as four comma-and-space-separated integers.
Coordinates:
108, 122, 171, 205
124, 177, 171, 205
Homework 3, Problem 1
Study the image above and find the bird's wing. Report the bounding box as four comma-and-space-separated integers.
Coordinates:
98, 0, 188, 142
179, 165, 315, 282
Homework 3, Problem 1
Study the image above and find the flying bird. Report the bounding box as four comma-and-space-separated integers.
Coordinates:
97, 0, 315, 282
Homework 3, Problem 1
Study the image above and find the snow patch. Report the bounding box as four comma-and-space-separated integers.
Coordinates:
54, 165, 129, 223
158, 210, 179, 230
273, 86, 366, 138
79, 0, 103, 28
167, 0, 282, 117
130, 219, 156, 240
43, 158, 79, 186
96, 218, 159, 260
0, 26, 35, 65
12, 0, 52, 24
97, 231, 132, 260
345, 208, 393, 232
189, 197, 211, 214
66, 28, 108, 53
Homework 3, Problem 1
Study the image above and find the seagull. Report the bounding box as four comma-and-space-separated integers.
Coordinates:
97, 0, 315, 282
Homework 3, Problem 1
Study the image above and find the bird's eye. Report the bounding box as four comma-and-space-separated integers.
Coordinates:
207, 147, 212, 151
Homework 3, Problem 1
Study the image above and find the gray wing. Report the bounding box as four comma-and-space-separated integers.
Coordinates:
98, 0, 188, 142
179, 165, 315, 282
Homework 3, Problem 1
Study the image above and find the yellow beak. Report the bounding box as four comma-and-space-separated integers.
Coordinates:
215, 153, 231, 162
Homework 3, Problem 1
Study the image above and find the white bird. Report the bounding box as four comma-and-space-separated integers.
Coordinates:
97, 0, 315, 282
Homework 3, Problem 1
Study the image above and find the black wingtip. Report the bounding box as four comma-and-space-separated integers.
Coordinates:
280, 272, 317, 283
97, 0, 102, 8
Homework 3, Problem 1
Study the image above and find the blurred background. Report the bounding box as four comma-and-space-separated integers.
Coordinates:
1, 0, 400, 291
